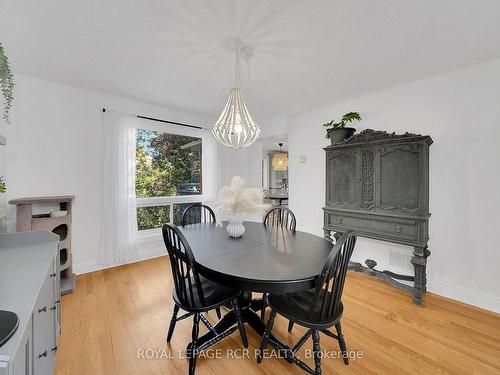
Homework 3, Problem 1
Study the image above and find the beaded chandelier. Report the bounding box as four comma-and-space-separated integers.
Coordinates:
212, 44, 260, 149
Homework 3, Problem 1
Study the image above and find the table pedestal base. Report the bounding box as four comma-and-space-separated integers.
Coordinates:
188, 292, 294, 363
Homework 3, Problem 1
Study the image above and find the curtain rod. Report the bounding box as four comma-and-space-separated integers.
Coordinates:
102, 108, 203, 130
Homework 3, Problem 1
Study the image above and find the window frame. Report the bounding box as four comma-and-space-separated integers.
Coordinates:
135, 118, 210, 237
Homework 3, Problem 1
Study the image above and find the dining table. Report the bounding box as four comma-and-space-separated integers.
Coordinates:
268, 193, 289, 206
178, 221, 334, 363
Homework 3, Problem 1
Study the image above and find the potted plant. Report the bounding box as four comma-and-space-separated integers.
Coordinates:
323, 112, 362, 144
0, 43, 14, 125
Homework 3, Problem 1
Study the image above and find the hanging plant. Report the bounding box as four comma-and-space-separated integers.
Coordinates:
0, 43, 15, 125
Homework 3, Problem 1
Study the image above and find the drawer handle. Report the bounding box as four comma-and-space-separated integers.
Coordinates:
38, 351, 48, 358
336, 218, 343, 224
38, 306, 47, 313
395, 225, 402, 233
50, 273, 57, 278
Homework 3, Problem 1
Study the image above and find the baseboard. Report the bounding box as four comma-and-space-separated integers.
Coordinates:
73, 246, 165, 275
427, 278, 500, 314
350, 255, 500, 314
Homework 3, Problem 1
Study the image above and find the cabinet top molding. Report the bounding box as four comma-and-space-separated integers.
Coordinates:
8, 195, 75, 205
324, 129, 433, 150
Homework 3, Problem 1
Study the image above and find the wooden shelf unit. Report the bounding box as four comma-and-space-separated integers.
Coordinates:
8, 195, 76, 294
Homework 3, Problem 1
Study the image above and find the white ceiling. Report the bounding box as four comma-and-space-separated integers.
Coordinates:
260, 135, 288, 152
2, 0, 500, 122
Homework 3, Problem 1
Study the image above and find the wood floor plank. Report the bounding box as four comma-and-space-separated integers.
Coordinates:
55, 257, 500, 375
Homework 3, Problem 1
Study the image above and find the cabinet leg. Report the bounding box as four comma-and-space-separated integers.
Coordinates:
411, 246, 429, 306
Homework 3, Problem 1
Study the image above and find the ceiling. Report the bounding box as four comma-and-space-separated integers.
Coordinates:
260, 135, 288, 152
2, 0, 500, 122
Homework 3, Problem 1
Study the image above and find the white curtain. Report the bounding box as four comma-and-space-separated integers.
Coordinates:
203, 131, 222, 202
99, 110, 139, 265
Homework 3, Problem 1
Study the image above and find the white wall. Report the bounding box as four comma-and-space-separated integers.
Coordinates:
6, 74, 214, 274
218, 114, 289, 190
220, 143, 261, 189
288, 58, 500, 313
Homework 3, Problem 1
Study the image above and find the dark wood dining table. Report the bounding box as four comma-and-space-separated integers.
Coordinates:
178, 221, 333, 361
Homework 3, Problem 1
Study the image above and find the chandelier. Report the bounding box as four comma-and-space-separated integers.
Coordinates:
212, 43, 260, 149
272, 143, 288, 171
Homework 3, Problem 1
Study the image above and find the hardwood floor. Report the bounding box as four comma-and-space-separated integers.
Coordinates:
55, 257, 500, 375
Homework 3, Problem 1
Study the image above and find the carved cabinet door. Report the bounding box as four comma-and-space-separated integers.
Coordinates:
326, 150, 359, 209
375, 143, 423, 213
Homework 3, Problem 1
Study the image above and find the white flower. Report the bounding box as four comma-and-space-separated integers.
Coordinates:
212, 176, 270, 225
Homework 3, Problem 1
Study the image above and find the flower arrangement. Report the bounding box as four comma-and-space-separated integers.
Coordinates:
213, 176, 269, 219
212, 176, 270, 236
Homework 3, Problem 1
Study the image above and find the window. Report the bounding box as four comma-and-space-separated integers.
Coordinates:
135, 124, 208, 233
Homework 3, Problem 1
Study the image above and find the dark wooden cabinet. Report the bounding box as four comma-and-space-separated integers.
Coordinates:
323, 129, 432, 305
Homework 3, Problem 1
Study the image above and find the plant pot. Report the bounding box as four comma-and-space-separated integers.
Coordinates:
226, 212, 245, 238
328, 127, 356, 145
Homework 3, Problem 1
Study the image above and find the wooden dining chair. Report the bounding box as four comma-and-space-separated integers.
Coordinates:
261, 206, 297, 321
181, 203, 216, 226
257, 231, 357, 375
162, 224, 248, 375
263, 206, 296, 231
181, 203, 222, 319
182, 203, 222, 319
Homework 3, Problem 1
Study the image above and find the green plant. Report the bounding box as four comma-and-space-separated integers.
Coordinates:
0, 176, 6, 193
0, 43, 15, 125
323, 112, 362, 138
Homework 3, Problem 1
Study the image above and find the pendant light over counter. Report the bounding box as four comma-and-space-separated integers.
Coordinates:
272, 143, 288, 171
211, 43, 261, 149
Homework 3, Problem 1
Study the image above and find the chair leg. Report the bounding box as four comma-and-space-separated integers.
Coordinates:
288, 320, 294, 333
257, 309, 276, 364
260, 293, 267, 320
166, 304, 180, 343
312, 329, 322, 375
216, 307, 222, 319
189, 313, 200, 375
231, 299, 248, 348
335, 322, 349, 365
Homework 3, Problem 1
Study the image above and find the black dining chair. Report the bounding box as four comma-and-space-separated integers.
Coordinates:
257, 230, 357, 375
162, 224, 248, 375
181, 203, 222, 319
182, 203, 216, 226
261, 206, 297, 321
263, 206, 296, 231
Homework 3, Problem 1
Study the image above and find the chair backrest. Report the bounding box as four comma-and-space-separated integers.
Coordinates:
181, 203, 216, 226
162, 223, 206, 307
310, 230, 357, 322
263, 206, 297, 231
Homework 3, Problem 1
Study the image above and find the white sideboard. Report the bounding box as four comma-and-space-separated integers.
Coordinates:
0, 231, 61, 375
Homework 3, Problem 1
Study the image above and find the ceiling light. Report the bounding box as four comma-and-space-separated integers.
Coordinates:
272, 143, 288, 171
212, 43, 260, 149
